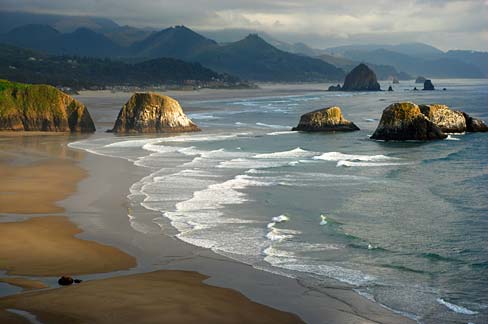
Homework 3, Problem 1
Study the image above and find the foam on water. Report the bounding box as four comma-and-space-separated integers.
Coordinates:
266, 130, 297, 136
254, 147, 314, 159
437, 298, 478, 315
256, 122, 292, 129
313, 152, 399, 162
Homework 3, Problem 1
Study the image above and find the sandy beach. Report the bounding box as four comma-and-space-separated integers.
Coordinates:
0, 87, 416, 323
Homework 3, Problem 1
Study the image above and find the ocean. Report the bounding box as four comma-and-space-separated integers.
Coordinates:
71, 79, 488, 324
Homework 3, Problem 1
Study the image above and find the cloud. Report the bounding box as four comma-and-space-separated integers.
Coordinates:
1, 0, 487, 50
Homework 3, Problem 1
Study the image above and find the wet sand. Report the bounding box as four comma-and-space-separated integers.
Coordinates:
0, 278, 48, 291
0, 87, 415, 323
0, 216, 136, 276
0, 271, 302, 324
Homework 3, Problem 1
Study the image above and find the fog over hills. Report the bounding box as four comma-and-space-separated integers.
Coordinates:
0, 10, 487, 80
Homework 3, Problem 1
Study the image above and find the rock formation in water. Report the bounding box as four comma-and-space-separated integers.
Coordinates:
328, 84, 342, 91
341, 64, 381, 91
292, 106, 359, 132
392, 77, 400, 84
462, 112, 488, 132
111, 92, 200, 133
388, 86, 393, 91
415, 76, 426, 84
419, 104, 466, 133
0, 80, 95, 132
371, 102, 446, 141
423, 80, 435, 90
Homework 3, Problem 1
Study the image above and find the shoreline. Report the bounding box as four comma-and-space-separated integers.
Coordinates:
0, 86, 417, 323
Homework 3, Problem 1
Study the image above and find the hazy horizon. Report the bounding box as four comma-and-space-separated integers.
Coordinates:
1, 0, 487, 51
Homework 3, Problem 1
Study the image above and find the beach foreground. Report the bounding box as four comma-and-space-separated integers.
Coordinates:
0, 87, 423, 323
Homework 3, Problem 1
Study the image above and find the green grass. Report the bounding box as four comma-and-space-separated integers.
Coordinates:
0, 79, 32, 92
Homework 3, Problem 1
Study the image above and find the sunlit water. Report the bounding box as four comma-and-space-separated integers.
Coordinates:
71, 79, 488, 323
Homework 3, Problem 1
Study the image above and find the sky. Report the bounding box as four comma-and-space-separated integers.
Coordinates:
2, 0, 488, 51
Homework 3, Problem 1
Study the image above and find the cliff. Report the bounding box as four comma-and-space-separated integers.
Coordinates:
111, 92, 200, 133
0, 80, 95, 132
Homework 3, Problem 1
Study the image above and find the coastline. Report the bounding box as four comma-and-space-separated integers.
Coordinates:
0, 86, 417, 323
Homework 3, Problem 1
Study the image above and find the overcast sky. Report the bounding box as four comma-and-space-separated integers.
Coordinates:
2, 0, 487, 50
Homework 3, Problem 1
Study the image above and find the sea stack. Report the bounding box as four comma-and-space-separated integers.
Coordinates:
371, 102, 446, 141
419, 104, 466, 133
292, 106, 359, 132
111, 92, 200, 133
423, 80, 435, 91
462, 112, 488, 132
341, 64, 381, 91
0, 80, 95, 132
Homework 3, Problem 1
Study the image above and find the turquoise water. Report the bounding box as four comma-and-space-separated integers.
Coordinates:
72, 79, 488, 323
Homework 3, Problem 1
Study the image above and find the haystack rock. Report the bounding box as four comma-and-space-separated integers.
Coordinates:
341, 64, 381, 91
292, 106, 359, 132
0, 80, 95, 132
111, 93, 200, 133
371, 102, 446, 141
419, 104, 466, 133
423, 80, 435, 91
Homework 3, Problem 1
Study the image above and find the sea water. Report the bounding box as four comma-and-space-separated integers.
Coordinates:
71, 79, 488, 323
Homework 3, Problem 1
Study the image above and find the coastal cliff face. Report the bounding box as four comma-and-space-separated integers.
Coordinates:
419, 104, 466, 133
111, 92, 200, 133
292, 106, 359, 132
0, 80, 95, 132
341, 64, 381, 91
371, 102, 446, 141
462, 112, 488, 132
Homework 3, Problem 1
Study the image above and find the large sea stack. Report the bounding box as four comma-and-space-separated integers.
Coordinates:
292, 106, 359, 132
0, 80, 95, 132
341, 64, 381, 91
111, 93, 200, 133
419, 104, 466, 133
371, 102, 446, 141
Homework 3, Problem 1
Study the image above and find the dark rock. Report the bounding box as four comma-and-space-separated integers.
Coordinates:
423, 80, 435, 90
413, 87, 418, 91
111, 92, 200, 133
443, 88, 447, 91
328, 84, 342, 91
74, 279, 83, 284
341, 64, 381, 91
415, 76, 427, 84
58, 276, 74, 286
462, 112, 488, 132
292, 106, 359, 132
0, 80, 95, 133
419, 104, 466, 133
371, 102, 447, 141
388, 86, 393, 91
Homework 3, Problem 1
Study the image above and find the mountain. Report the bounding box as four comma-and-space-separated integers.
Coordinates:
326, 42, 444, 59
337, 48, 483, 78
444, 50, 488, 77
0, 24, 60, 52
0, 44, 242, 89
191, 34, 345, 81
0, 10, 119, 33
1, 25, 123, 57
129, 26, 217, 60
104, 26, 154, 47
